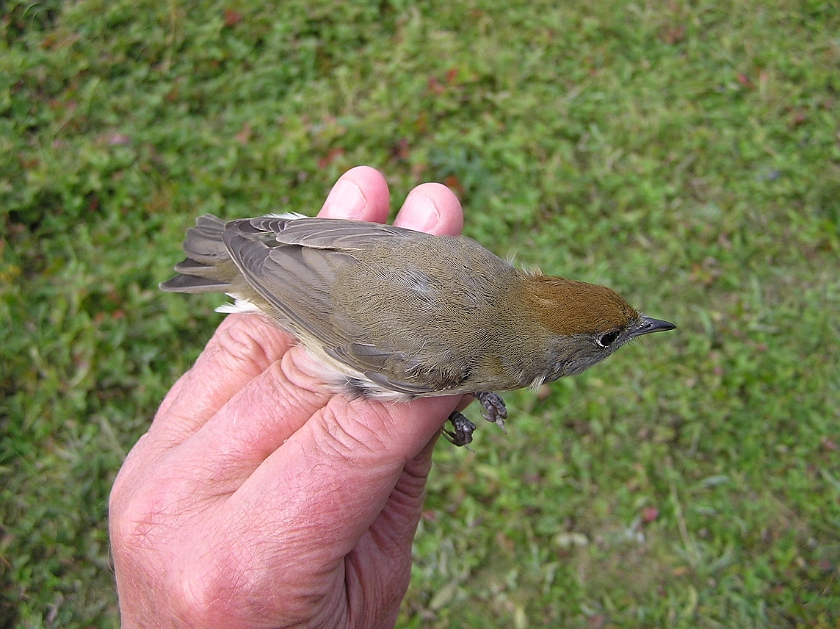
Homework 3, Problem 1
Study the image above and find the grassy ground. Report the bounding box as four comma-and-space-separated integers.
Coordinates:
2, 0, 839, 626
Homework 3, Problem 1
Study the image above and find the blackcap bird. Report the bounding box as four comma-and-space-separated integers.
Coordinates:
161, 214, 675, 445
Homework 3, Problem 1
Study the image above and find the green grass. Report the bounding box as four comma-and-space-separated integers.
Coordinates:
2, 0, 839, 626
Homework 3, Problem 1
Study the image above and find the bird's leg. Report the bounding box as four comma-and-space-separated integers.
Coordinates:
473, 391, 507, 433
444, 412, 475, 447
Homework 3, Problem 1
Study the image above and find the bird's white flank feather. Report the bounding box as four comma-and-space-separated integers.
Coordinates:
216, 297, 262, 314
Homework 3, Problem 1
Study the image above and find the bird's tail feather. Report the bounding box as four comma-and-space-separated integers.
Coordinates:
159, 215, 234, 293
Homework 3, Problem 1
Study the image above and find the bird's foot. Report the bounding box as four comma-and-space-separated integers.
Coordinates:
444, 412, 476, 447
473, 391, 507, 433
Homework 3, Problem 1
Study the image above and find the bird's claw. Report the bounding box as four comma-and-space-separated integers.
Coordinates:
473, 391, 507, 433
445, 412, 475, 447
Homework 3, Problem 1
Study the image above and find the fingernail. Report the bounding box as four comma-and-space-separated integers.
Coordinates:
321, 179, 366, 218
398, 193, 441, 232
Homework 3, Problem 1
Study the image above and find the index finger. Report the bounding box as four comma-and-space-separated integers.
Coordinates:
318, 166, 390, 222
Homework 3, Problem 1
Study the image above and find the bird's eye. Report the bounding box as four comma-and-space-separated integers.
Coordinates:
597, 330, 620, 348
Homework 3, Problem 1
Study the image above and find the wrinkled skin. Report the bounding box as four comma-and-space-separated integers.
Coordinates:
109, 166, 469, 628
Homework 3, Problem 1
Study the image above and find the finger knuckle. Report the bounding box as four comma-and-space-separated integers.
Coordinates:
316, 402, 398, 462
212, 323, 273, 374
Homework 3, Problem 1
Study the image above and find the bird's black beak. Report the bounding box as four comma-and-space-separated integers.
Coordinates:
632, 315, 676, 338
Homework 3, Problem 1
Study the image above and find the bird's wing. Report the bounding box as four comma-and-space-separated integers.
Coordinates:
222, 218, 359, 344
246, 215, 408, 249
222, 217, 469, 393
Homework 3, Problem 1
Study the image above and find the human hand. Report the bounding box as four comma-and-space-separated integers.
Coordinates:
109, 166, 466, 628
